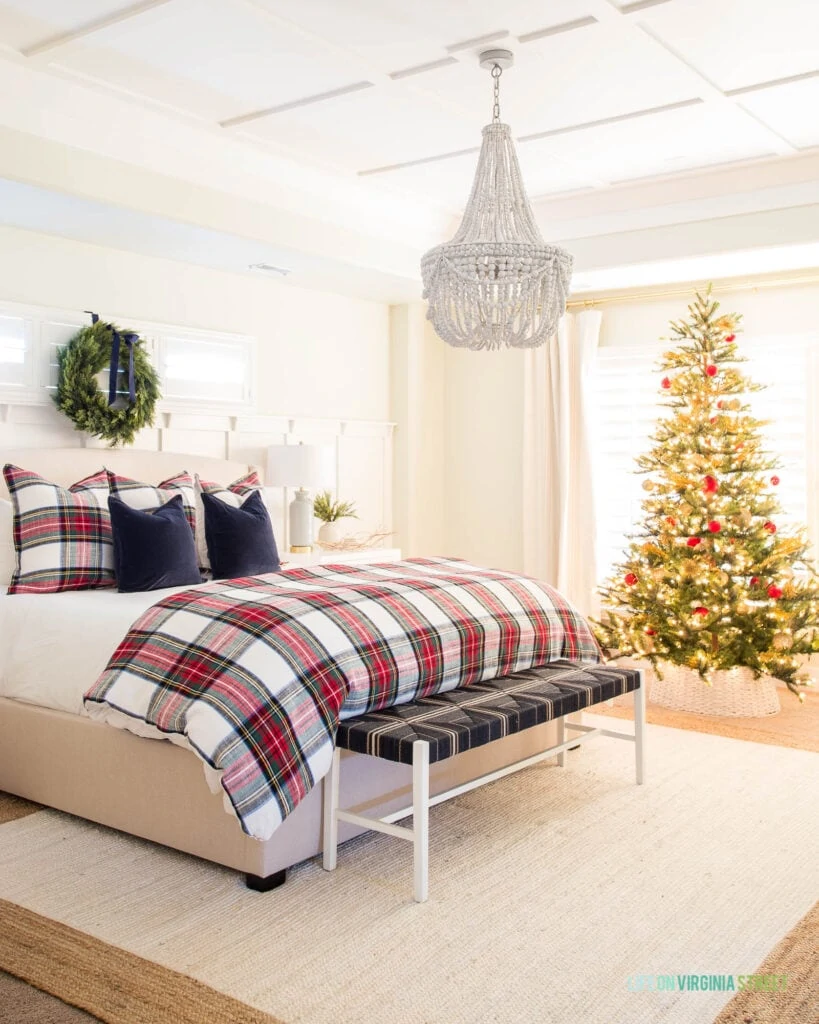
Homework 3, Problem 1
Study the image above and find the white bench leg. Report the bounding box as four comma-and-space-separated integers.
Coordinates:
634, 672, 646, 786
322, 747, 341, 871
412, 740, 430, 903
556, 716, 565, 767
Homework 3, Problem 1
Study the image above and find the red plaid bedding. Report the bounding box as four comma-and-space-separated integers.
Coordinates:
84, 558, 600, 840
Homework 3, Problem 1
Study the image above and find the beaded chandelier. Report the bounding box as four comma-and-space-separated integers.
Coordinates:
421, 50, 573, 350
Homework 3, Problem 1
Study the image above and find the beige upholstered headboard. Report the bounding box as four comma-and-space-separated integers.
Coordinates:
0, 448, 255, 500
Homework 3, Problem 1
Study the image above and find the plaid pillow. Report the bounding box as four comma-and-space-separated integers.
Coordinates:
106, 470, 196, 537
3, 465, 113, 594
195, 471, 263, 571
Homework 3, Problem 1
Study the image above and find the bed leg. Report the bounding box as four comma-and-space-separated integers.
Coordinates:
556, 716, 565, 766
245, 869, 287, 892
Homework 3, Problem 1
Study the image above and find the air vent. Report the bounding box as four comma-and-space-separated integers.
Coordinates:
248, 263, 291, 277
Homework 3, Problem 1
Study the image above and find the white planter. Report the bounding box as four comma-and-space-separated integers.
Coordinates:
317, 521, 344, 545
651, 662, 781, 717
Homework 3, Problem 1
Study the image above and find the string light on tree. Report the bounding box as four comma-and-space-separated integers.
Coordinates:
595, 289, 819, 699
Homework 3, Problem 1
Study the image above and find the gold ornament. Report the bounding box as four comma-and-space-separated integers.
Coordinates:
642, 479, 655, 492
772, 632, 793, 651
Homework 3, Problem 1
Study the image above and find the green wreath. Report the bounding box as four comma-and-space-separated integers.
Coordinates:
54, 317, 161, 447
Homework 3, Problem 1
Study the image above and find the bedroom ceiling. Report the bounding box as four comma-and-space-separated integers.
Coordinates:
0, 0, 817, 296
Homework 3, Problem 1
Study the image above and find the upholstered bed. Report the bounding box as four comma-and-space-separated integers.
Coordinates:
0, 447, 565, 888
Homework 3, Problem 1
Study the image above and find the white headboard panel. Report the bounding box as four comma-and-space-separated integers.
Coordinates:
0, 403, 395, 546
0, 448, 253, 501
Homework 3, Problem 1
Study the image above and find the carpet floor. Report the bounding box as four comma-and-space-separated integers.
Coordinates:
1, 716, 817, 1024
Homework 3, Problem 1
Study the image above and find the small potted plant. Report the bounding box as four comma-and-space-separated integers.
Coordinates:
313, 491, 358, 545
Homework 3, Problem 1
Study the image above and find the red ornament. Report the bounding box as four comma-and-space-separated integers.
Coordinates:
625, 572, 638, 586
665, 516, 676, 527
693, 606, 709, 616
687, 537, 701, 548
707, 520, 721, 533
661, 377, 671, 390
709, 416, 718, 425
764, 521, 777, 534
750, 577, 760, 586
645, 628, 656, 636
703, 475, 719, 494
767, 585, 783, 600
706, 364, 718, 377
770, 475, 780, 486
725, 334, 736, 343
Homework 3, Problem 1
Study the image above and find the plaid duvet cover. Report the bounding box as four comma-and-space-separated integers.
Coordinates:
84, 558, 600, 840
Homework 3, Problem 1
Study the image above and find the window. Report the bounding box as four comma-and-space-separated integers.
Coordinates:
158, 333, 254, 406
590, 335, 818, 583
0, 301, 256, 413
0, 315, 32, 391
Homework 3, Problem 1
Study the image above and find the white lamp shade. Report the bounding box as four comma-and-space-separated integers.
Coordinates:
266, 444, 334, 490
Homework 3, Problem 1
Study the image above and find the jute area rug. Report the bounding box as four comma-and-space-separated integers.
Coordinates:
594, 678, 819, 753
1, 718, 817, 1024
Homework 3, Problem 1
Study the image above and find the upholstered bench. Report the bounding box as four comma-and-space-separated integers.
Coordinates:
322, 661, 644, 902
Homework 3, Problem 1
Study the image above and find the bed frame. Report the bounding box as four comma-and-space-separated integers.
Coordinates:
0, 447, 561, 890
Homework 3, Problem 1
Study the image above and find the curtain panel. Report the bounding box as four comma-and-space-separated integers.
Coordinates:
523, 309, 602, 615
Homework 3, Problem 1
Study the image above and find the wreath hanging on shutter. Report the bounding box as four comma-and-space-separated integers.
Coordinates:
54, 313, 161, 447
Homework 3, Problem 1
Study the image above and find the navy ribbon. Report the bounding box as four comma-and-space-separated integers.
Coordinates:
86, 311, 138, 407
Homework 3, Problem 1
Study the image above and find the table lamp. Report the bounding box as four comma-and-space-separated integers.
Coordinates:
266, 443, 334, 552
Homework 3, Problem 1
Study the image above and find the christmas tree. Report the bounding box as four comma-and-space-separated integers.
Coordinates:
595, 289, 819, 698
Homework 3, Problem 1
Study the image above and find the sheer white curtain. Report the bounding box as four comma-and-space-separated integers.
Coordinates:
522, 309, 602, 614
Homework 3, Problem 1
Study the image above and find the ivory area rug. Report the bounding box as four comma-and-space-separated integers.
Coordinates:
1, 716, 817, 1024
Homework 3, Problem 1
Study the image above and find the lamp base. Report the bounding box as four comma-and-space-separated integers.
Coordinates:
288, 488, 315, 550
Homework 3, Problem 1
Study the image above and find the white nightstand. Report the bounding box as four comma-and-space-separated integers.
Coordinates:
281, 548, 402, 569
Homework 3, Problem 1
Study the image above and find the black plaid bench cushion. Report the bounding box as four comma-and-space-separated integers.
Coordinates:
335, 661, 640, 766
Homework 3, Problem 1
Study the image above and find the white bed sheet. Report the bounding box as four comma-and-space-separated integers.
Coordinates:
0, 585, 203, 715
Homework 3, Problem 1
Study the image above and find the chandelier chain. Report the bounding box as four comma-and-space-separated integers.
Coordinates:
491, 63, 501, 123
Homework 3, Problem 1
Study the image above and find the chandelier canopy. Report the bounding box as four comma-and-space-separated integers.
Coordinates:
421, 50, 573, 350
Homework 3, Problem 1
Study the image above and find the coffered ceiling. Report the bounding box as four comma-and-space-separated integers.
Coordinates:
0, 0, 817, 296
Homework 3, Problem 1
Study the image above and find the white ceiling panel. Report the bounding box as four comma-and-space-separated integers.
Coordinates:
0, 0, 128, 53
642, 0, 819, 92
242, 86, 478, 172
736, 77, 819, 150
521, 102, 777, 187
414, 23, 705, 138
0, 0, 127, 28
255, 0, 585, 74
83, 0, 364, 112
51, 44, 243, 122
370, 146, 598, 209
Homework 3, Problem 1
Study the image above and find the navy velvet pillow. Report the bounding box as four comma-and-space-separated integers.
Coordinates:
108, 494, 201, 593
201, 489, 280, 580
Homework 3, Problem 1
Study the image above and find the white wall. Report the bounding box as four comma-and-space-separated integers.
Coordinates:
389, 305, 447, 558
0, 224, 395, 547
0, 224, 390, 422
443, 346, 526, 572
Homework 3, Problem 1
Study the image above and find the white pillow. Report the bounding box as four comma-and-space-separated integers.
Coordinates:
0, 499, 14, 590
